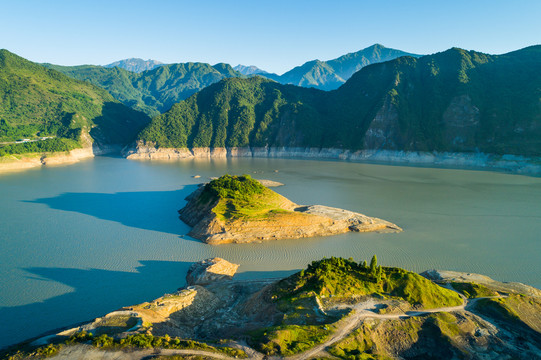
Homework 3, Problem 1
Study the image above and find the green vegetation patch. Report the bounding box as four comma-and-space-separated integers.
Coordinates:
451, 282, 498, 298
473, 294, 541, 335
431, 312, 461, 338
0, 138, 79, 157
329, 313, 464, 360
273, 257, 462, 309
328, 323, 387, 360
248, 324, 331, 356
475, 297, 521, 323
0, 49, 150, 156
200, 174, 292, 221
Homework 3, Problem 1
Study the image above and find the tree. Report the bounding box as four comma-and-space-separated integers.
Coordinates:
370, 255, 378, 275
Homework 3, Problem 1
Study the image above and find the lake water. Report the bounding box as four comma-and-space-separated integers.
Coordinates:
0, 156, 540, 348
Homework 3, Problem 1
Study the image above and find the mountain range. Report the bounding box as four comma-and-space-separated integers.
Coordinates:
45, 44, 418, 116
1, 44, 540, 161
264, 44, 421, 90
137, 46, 541, 156
44, 62, 242, 117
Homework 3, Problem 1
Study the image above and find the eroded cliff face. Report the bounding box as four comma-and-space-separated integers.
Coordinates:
363, 97, 401, 150
442, 95, 481, 150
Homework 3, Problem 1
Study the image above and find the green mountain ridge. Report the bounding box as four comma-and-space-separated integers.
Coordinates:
44, 44, 418, 116
44, 62, 244, 117
137, 46, 541, 156
265, 44, 422, 90
0, 49, 150, 156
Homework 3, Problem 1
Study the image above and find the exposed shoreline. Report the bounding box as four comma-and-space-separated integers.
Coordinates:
125, 146, 541, 176
0, 145, 121, 174
3, 145, 540, 176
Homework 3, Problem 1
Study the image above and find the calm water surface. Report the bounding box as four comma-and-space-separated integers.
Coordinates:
0, 156, 540, 347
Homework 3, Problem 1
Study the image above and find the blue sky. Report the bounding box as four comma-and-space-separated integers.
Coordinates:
1, 0, 539, 74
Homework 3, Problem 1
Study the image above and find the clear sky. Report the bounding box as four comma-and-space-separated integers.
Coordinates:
1, 0, 539, 74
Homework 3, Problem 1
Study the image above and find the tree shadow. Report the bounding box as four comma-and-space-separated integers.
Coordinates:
24, 185, 199, 238
89, 102, 150, 146
0, 260, 293, 349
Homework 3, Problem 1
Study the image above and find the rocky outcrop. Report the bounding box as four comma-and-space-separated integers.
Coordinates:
25, 259, 541, 360
125, 144, 541, 176
185, 258, 239, 286
421, 269, 541, 297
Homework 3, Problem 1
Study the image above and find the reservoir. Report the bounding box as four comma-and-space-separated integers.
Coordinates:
0, 156, 540, 348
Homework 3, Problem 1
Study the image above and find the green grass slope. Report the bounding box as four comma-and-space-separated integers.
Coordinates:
45, 62, 244, 117
0, 50, 150, 156
273, 257, 462, 309
197, 174, 291, 221
248, 257, 462, 356
137, 46, 541, 157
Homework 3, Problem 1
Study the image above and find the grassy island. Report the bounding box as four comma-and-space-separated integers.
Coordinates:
179, 174, 401, 244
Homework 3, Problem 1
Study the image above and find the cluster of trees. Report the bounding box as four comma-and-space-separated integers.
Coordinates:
204, 174, 266, 201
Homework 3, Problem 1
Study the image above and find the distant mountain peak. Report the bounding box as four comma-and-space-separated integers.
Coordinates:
259, 45, 422, 91
233, 64, 270, 76
104, 58, 165, 73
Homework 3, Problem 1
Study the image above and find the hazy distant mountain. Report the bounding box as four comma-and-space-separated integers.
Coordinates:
276, 60, 345, 90
45, 62, 243, 116
0, 50, 150, 156
269, 44, 422, 90
137, 46, 541, 157
105, 58, 165, 73
326, 44, 421, 80
233, 64, 271, 76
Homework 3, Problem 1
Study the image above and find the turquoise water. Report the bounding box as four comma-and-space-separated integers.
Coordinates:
0, 156, 540, 348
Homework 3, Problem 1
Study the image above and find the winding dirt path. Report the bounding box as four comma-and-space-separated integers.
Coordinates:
52, 296, 503, 360
288, 299, 467, 360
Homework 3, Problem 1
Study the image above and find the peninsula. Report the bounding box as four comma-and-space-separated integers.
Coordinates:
5, 257, 540, 360
178, 174, 402, 244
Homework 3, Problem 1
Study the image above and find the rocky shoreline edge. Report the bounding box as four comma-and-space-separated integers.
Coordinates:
125, 145, 541, 176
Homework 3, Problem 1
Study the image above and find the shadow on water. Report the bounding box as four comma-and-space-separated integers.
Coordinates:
0, 259, 292, 349
24, 185, 199, 238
